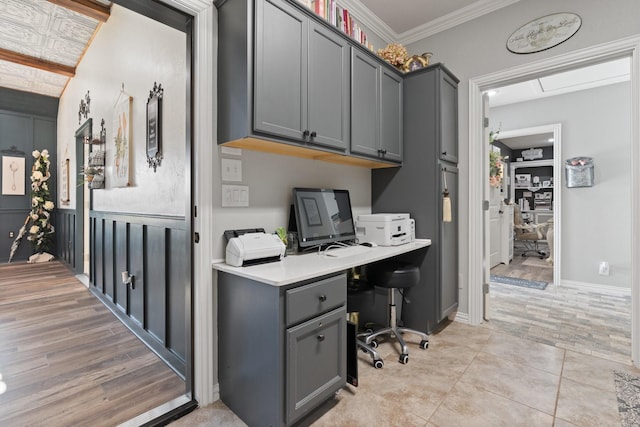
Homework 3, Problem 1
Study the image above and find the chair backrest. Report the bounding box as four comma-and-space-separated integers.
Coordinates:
513, 205, 525, 226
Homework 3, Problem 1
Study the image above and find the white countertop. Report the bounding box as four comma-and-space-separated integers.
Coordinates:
212, 239, 431, 286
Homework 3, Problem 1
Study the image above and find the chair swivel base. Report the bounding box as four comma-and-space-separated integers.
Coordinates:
355, 335, 384, 369
363, 324, 429, 365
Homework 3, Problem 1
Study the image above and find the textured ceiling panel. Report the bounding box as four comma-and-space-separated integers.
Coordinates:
0, 59, 68, 97
0, 0, 100, 96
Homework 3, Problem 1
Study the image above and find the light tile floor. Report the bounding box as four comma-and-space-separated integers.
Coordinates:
171, 321, 638, 426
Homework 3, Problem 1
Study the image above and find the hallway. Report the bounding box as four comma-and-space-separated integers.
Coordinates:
0, 261, 185, 426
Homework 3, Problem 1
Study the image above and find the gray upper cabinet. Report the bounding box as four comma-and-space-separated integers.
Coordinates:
351, 48, 403, 162
439, 71, 459, 163
233, 0, 350, 151
372, 63, 459, 334
254, 0, 308, 142
217, 0, 402, 167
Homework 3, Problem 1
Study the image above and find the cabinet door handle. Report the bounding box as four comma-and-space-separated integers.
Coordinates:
442, 151, 447, 156
318, 294, 327, 302
302, 130, 310, 137
310, 131, 317, 138
381, 149, 387, 155
317, 334, 325, 342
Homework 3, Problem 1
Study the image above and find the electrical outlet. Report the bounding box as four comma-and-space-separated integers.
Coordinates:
9, 231, 14, 238
599, 261, 610, 276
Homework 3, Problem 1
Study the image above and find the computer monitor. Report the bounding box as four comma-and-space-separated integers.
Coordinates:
292, 187, 357, 249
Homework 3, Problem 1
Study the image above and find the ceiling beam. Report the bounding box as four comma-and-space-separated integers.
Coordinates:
0, 48, 75, 78
46, 0, 111, 23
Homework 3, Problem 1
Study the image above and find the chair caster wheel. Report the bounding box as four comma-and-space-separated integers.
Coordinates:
373, 359, 384, 369
419, 340, 429, 350
399, 354, 408, 364
370, 339, 378, 348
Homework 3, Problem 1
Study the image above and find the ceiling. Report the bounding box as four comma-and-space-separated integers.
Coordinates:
0, 0, 629, 103
0, 0, 110, 97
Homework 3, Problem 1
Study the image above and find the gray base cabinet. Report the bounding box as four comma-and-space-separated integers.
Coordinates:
218, 272, 347, 426
372, 64, 459, 334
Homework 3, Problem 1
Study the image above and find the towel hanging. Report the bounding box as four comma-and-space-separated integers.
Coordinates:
442, 167, 452, 223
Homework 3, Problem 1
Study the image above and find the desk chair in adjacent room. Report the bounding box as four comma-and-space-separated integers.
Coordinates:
361, 261, 429, 365
513, 205, 550, 259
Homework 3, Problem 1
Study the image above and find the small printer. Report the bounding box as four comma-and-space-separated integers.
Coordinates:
356, 213, 412, 246
225, 232, 286, 267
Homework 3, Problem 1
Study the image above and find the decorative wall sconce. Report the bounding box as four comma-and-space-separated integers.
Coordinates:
146, 82, 163, 172
78, 91, 91, 124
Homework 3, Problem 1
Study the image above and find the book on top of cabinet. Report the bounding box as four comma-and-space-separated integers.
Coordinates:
295, 0, 373, 50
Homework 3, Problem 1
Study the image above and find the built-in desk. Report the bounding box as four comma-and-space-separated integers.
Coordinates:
213, 239, 430, 426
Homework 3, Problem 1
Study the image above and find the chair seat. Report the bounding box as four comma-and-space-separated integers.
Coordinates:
366, 261, 420, 289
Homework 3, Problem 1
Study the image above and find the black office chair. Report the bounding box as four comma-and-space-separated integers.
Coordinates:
361, 261, 429, 365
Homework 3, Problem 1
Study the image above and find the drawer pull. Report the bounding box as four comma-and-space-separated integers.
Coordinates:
317, 334, 325, 342
318, 295, 327, 302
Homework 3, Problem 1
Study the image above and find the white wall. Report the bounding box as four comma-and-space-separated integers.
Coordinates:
57, 4, 186, 216
406, 0, 640, 312
211, 148, 372, 259
491, 82, 631, 288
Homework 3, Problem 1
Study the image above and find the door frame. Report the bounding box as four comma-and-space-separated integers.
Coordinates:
74, 118, 91, 276
468, 36, 640, 366
494, 124, 562, 292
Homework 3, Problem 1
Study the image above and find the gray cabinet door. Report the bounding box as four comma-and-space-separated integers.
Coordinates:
440, 163, 459, 320
286, 307, 346, 424
350, 49, 380, 157
439, 71, 458, 163
307, 21, 350, 150
380, 68, 403, 162
255, 0, 308, 140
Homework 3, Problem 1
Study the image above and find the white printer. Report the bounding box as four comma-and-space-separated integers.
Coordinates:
356, 213, 413, 246
225, 232, 286, 267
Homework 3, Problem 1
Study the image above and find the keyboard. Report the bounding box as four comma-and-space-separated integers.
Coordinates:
324, 245, 372, 258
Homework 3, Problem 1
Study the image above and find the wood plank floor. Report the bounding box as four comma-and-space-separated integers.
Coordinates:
0, 261, 185, 426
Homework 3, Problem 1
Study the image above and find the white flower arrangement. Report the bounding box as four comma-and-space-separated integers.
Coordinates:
9, 149, 56, 262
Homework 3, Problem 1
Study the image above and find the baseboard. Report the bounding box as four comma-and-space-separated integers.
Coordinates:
450, 311, 469, 324
560, 279, 631, 296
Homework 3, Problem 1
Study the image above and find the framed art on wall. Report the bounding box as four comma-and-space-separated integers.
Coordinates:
2, 156, 25, 195
146, 82, 164, 172
113, 93, 132, 187
507, 13, 582, 54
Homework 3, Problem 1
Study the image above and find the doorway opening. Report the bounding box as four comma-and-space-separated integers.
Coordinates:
468, 37, 640, 366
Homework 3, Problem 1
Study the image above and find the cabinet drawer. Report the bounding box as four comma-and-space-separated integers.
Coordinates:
286, 274, 346, 326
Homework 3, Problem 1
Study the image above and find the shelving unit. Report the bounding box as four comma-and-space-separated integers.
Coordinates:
85, 118, 106, 189
510, 159, 553, 223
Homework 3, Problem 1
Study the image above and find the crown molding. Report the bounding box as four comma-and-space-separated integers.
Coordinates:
340, 0, 520, 47
398, 0, 520, 46
339, 0, 397, 45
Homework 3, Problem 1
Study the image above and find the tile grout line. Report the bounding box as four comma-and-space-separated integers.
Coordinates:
551, 349, 567, 424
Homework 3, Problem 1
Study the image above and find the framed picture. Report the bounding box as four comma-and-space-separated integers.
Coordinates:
507, 13, 582, 54
2, 156, 25, 195
146, 82, 164, 172
113, 94, 132, 187
515, 173, 531, 187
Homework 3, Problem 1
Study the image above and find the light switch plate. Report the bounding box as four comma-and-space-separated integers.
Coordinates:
222, 184, 249, 207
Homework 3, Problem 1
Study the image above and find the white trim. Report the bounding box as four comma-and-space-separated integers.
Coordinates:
158, 0, 217, 406
498, 123, 562, 290
450, 311, 470, 324
468, 35, 640, 367
397, 0, 520, 46
117, 395, 192, 427
561, 280, 632, 297
339, 0, 519, 47
339, 0, 396, 45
